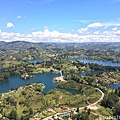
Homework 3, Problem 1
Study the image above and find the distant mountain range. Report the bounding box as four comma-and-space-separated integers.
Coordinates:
0, 41, 120, 50
0, 41, 49, 50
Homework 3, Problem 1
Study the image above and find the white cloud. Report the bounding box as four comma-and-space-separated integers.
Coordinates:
17, 16, 22, 19
115, 30, 120, 36
103, 31, 109, 36
44, 26, 48, 29
79, 20, 94, 24
86, 22, 120, 30
103, 30, 120, 37
94, 31, 99, 35
77, 28, 89, 34
31, 28, 35, 30
6, 22, 14, 28
103, 23, 120, 28
87, 22, 103, 28
1, 21, 120, 43
112, 27, 118, 31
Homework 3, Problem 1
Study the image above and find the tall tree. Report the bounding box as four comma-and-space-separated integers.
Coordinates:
9, 109, 18, 120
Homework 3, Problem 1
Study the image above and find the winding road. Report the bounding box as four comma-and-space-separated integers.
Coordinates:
42, 88, 104, 120
79, 88, 104, 110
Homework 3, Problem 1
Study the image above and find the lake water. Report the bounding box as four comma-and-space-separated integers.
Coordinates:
110, 81, 120, 89
75, 58, 120, 89
1, 58, 120, 94
0, 72, 58, 94
70, 58, 120, 67
26, 59, 44, 63
0, 72, 81, 94
27, 58, 120, 67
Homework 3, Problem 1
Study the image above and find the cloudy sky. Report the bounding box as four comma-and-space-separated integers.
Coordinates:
0, 0, 120, 42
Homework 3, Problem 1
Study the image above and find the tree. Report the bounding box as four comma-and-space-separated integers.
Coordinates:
20, 116, 24, 120
9, 109, 18, 120
80, 111, 89, 120
29, 108, 33, 114
76, 107, 79, 113
101, 92, 119, 108
114, 102, 120, 116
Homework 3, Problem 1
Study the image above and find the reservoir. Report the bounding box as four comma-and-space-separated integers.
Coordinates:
0, 72, 58, 94
26, 59, 44, 63
27, 58, 120, 67
110, 81, 120, 89
0, 58, 120, 94
0, 72, 81, 94
70, 58, 120, 67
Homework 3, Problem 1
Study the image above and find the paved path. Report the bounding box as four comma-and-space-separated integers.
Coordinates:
42, 88, 104, 120
80, 88, 104, 109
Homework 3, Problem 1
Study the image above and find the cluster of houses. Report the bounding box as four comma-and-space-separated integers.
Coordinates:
32, 105, 71, 120
54, 76, 66, 82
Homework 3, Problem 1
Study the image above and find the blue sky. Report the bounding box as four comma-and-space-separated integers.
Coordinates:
0, 0, 120, 42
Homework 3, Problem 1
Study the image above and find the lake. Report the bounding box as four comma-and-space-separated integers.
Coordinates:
26, 59, 44, 63
110, 81, 120, 89
0, 72, 58, 94
0, 72, 81, 94
70, 58, 120, 67
27, 58, 120, 66
1, 58, 120, 94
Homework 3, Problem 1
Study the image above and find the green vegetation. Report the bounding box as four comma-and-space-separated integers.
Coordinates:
0, 83, 44, 119
0, 81, 101, 119
0, 41, 120, 119
56, 80, 102, 106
